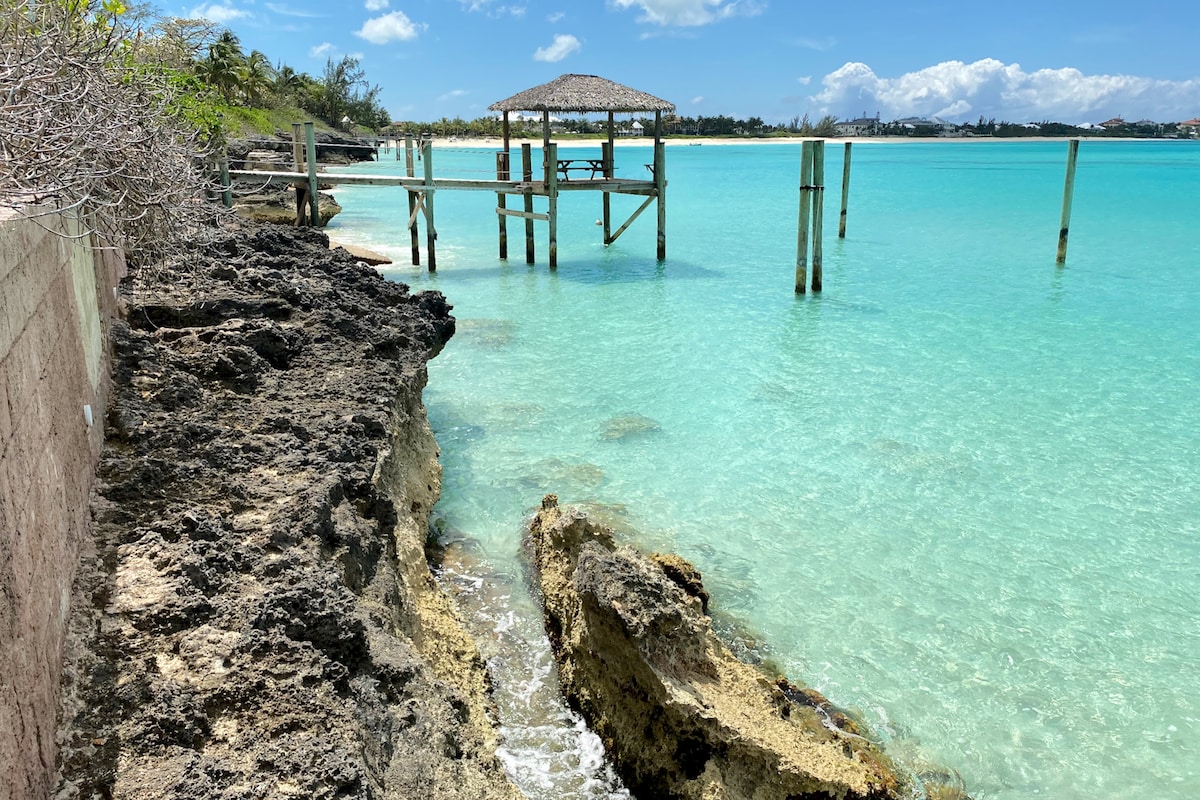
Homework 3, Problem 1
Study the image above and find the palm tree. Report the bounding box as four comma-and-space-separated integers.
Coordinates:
196, 31, 245, 103
239, 50, 275, 106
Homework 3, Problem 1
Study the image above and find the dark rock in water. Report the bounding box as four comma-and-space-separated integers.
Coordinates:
600, 413, 661, 441
54, 218, 520, 800
232, 185, 342, 227
527, 494, 913, 800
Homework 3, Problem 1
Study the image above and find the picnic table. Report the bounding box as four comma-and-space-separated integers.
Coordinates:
556, 158, 606, 180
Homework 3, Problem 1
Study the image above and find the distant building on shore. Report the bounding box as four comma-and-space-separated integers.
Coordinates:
835, 113, 881, 136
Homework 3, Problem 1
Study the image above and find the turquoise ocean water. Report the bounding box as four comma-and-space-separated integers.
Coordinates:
329, 140, 1199, 800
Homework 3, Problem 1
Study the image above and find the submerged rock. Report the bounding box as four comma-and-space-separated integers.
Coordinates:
527, 494, 913, 800
600, 414, 661, 441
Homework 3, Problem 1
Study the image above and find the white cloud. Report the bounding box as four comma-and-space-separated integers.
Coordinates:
691, 95, 704, 104
533, 33, 580, 62
810, 59, 1200, 123
265, 2, 321, 16
309, 42, 337, 58
365, 0, 389, 9
612, 0, 764, 27
547, 11, 565, 22
356, 11, 421, 44
459, 0, 527, 16
439, 89, 469, 102
189, 3, 250, 23
797, 75, 811, 86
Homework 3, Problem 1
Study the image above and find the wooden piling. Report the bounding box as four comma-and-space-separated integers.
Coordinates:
795, 140, 814, 294
496, 151, 509, 259
838, 142, 852, 238
602, 140, 613, 244
522, 143, 535, 264
547, 143, 559, 269
291, 123, 308, 225
219, 151, 232, 209
304, 122, 319, 226
1057, 138, 1080, 265
404, 135, 419, 265
654, 110, 666, 260
811, 139, 825, 292
422, 138, 436, 271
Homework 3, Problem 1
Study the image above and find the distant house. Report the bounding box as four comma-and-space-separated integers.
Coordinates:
835, 114, 881, 136
619, 120, 644, 137
893, 116, 958, 134
1099, 117, 1126, 129
1179, 117, 1200, 137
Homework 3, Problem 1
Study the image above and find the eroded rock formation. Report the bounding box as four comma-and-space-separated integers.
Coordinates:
54, 222, 522, 800
527, 495, 912, 800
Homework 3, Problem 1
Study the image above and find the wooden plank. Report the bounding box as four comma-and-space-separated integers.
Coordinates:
495, 207, 549, 221
609, 194, 656, 244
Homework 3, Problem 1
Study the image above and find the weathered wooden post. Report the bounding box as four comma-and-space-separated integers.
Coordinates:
547, 142, 558, 269
838, 141, 852, 238
795, 140, 814, 294
602, 140, 613, 244
604, 111, 615, 244
303, 121, 319, 226
291, 123, 308, 225
496, 150, 509, 259
811, 139, 825, 292
422, 137, 436, 271
404, 135, 419, 265
654, 110, 666, 261
218, 150, 232, 209
522, 143, 535, 264
1057, 138, 1080, 265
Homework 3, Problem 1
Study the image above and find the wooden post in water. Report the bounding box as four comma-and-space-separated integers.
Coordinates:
1057, 138, 1080, 265
604, 111, 615, 244
811, 139, 825, 292
795, 140, 814, 294
404, 135, 419, 265
304, 122, 319, 227
654, 110, 666, 261
838, 142, 852, 238
422, 138, 436, 272
547, 142, 559, 269
522, 143, 535, 264
496, 151, 509, 259
602, 140, 613, 244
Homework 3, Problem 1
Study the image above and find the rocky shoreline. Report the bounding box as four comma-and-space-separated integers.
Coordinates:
54, 217, 969, 800
54, 221, 521, 799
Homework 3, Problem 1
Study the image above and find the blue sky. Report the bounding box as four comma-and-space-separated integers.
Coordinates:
180, 0, 1200, 125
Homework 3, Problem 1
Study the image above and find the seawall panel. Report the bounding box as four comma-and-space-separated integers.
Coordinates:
0, 207, 122, 800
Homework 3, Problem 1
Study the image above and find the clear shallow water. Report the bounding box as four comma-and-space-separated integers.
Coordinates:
330, 140, 1200, 800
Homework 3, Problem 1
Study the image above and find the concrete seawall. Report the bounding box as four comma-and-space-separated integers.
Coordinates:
0, 207, 123, 800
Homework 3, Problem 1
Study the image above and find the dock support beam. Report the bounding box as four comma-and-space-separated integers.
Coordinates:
838, 142, 852, 238
654, 110, 666, 261
604, 112, 615, 244
291, 123, 307, 224
811, 139, 825, 292
404, 135, 419, 265
547, 142, 559, 269
304, 121, 319, 227
496, 150, 509, 259
422, 137, 436, 272
1057, 138, 1080, 265
796, 140, 814, 293
522, 143, 535, 264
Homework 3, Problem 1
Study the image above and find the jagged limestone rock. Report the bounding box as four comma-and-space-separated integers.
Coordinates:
527, 495, 911, 800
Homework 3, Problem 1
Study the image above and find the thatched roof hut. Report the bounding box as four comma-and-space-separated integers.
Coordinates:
489, 74, 675, 115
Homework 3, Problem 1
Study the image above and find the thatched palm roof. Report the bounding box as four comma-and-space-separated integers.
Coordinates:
489, 74, 675, 114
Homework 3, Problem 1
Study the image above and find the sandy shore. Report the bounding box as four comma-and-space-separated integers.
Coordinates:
419, 135, 1140, 150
